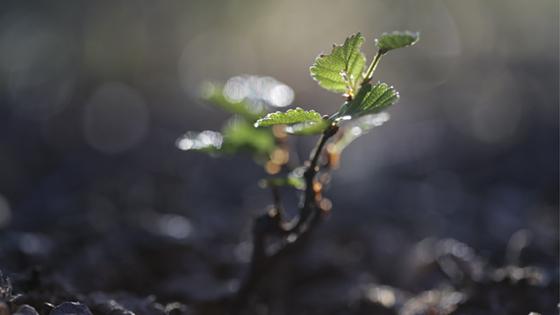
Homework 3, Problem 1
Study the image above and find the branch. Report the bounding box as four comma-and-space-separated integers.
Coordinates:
292, 123, 338, 233
230, 123, 338, 314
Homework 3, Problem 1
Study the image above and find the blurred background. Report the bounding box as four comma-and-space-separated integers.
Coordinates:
0, 1, 557, 314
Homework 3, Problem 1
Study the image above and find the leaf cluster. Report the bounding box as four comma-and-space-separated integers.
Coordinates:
177, 81, 279, 158
178, 31, 418, 187
254, 31, 419, 148
176, 32, 419, 310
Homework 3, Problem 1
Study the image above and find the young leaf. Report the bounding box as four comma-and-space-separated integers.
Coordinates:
254, 107, 324, 128
310, 33, 366, 95
376, 31, 419, 54
335, 82, 399, 120
222, 118, 276, 155
201, 82, 265, 121
329, 113, 390, 155
259, 167, 305, 190
178, 119, 276, 156
285, 120, 329, 136
259, 174, 305, 190
176, 130, 223, 153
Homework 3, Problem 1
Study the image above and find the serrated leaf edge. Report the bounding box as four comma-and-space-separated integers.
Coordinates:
375, 31, 420, 53
254, 107, 323, 128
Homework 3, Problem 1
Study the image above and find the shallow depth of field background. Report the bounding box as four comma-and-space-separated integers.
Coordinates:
0, 0, 557, 311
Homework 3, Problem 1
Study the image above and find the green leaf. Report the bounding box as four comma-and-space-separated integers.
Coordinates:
376, 31, 419, 54
178, 119, 276, 156
176, 130, 223, 153
329, 113, 390, 155
259, 173, 305, 190
310, 33, 366, 95
285, 119, 329, 136
222, 118, 276, 155
201, 82, 265, 121
335, 82, 399, 120
254, 107, 324, 128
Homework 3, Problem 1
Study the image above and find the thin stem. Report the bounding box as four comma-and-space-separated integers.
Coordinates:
270, 186, 283, 215
229, 123, 338, 314
231, 217, 267, 313
297, 124, 337, 230
363, 50, 384, 84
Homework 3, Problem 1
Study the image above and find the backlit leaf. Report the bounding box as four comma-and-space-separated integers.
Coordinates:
310, 33, 366, 95
259, 172, 305, 190
254, 108, 324, 128
177, 119, 276, 156
285, 119, 329, 136
334, 82, 399, 120
222, 118, 275, 155
176, 130, 223, 153
376, 31, 419, 54
201, 82, 265, 121
329, 112, 391, 155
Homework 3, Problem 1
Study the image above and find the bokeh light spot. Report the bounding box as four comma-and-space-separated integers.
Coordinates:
84, 82, 149, 154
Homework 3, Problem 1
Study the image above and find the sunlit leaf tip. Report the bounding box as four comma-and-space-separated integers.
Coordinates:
254, 107, 324, 128
375, 31, 419, 54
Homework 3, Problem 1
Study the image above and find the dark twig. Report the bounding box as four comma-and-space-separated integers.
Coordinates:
292, 123, 338, 233
230, 123, 338, 314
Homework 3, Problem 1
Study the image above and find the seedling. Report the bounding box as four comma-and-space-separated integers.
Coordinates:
177, 31, 419, 313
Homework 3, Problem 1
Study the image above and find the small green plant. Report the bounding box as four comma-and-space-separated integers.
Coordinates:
178, 31, 419, 313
